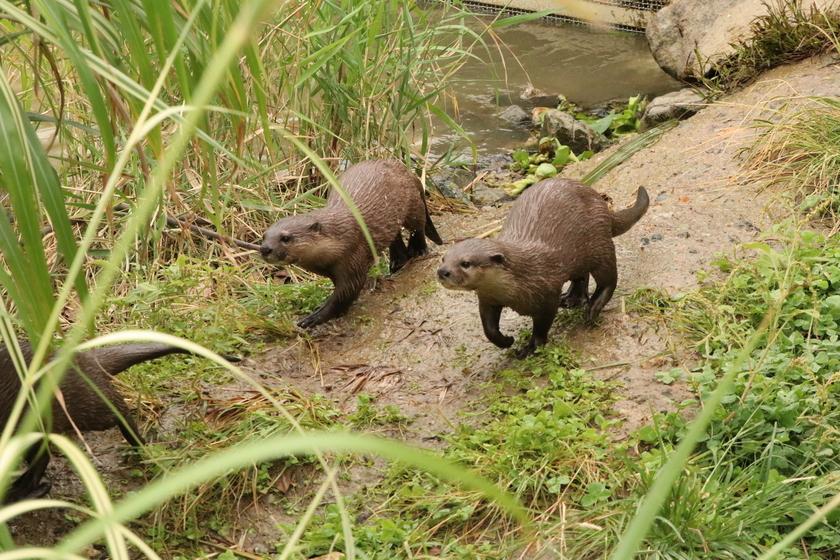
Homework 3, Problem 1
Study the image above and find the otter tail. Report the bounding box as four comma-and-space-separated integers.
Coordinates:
611, 187, 649, 237
424, 200, 444, 245
82, 343, 192, 376
81, 343, 241, 376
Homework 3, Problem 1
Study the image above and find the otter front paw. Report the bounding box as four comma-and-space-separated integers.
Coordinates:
297, 312, 324, 329
514, 344, 536, 359
6, 481, 51, 504
487, 333, 515, 349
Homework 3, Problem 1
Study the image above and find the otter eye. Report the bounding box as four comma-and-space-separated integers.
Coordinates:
280, 234, 292, 243
460, 260, 471, 269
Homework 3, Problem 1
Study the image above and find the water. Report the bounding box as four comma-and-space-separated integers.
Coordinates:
431, 17, 681, 155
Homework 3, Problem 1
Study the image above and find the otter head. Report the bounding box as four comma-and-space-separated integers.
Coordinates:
437, 238, 507, 292
260, 215, 328, 268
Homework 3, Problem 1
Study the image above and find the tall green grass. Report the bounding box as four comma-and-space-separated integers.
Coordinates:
744, 96, 840, 224
0, 1, 531, 556
1, 0, 477, 259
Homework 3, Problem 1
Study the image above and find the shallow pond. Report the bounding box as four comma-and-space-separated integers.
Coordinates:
431, 15, 681, 155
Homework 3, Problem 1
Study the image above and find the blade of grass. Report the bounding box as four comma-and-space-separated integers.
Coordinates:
58, 431, 530, 555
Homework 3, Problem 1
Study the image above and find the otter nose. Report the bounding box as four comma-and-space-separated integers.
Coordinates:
260, 244, 272, 257
437, 267, 450, 280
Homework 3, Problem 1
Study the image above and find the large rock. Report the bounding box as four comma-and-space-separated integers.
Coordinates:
533, 108, 606, 153
640, 88, 706, 129
647, 0, 836, 80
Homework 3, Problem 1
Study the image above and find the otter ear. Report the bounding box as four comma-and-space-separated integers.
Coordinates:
308, 221, 321, 232
489, 253, 505, 265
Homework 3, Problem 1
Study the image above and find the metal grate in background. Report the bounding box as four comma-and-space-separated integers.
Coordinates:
455, 0, 671, 33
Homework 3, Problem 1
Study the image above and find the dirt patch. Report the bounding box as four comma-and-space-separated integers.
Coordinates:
8, 54, 839, 552
256, 55, 840, 442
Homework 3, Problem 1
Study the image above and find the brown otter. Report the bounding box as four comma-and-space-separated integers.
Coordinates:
1, 340, 191, 503
261, 159, 443, 328
437, 178, 648, 357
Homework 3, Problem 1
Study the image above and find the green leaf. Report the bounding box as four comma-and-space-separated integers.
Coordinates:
590, 112, 615, 135
491, 10, 554, 29
552, 145, 571, 167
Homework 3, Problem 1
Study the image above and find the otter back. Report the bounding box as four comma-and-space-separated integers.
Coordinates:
325, 159, 430, 252
261, 159, 443, 328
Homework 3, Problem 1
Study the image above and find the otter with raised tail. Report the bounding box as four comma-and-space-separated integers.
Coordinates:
437, 178, 648, 357
261, 159, 443, 328
1, 340, 191, 503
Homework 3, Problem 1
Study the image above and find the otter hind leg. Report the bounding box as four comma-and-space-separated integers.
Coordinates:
560, 276, 589, 309
5, 443, 51, 504
587, 262, 617, 324
407, 229, 428, 259
116, 408, 146, 448
389, 234, 409, 273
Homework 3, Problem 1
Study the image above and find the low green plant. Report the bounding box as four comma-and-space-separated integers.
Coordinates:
506, 140, 592, 196
576, 95, 646, 138
348, 394, 410, 429
601, 227, 840, 559
298, 344, 626, 558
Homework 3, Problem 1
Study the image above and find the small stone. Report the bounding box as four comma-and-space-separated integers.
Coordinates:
651, 233, 664, 242
655, 191, 670, 202
496, 104, 531, 127
736, 219, 759, 232
640, 88, 706, 130
533, 108, 606, 153
677, 231, 690, 239
640, 237, 650, 246
519, 85, 562, 108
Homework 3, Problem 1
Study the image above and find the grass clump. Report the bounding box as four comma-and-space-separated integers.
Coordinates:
706, 0, 840, 92
606, 227, 840, 559
295, 344, 628, 558
144, 388, 341, 553
90, 256, 340, 553
743, 96, 840, 223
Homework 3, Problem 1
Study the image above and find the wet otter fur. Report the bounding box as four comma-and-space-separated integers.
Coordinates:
261, 159, 443, 328
1, 340, 190, 503
437, 178, 648, 357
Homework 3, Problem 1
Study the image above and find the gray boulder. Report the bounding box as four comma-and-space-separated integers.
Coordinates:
496, 104, 531, 127
534, 108, 606, 153
647, 0, 835, 80
640, 88, 706, 129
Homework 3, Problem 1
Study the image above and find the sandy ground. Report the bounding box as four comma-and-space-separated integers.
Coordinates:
8, 54, 839, 554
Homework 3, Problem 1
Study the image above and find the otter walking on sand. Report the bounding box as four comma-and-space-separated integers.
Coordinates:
261, 159, 443, 328
0, 340, 191, 503
437, 178, 648, 357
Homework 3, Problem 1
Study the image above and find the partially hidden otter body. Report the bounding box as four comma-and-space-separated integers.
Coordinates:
0, 341, 190, 503
261, 159, 443, 328
438, 178, 649, 357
